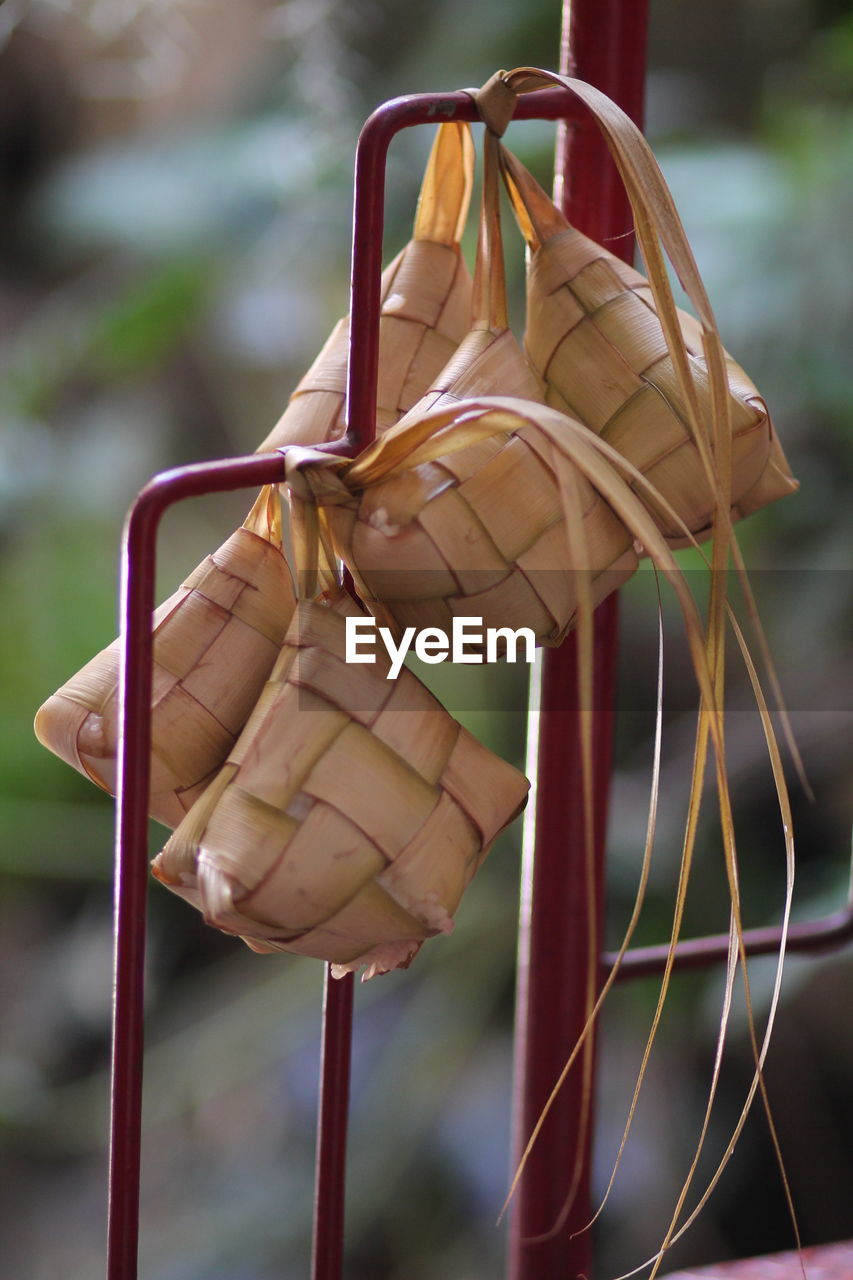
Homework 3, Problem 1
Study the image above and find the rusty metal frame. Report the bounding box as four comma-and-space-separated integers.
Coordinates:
105, 8, 853, 1277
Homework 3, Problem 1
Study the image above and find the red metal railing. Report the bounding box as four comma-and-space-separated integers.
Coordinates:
106, 4, 853, 1277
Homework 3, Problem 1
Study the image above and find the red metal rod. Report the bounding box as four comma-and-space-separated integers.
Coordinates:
311, 969, 355, 1280
108, 453, 287, 1280
508, 5, 649, 1278
509, 598, 621, 1279
606, 893, 853, 981
555, 1, 651, 239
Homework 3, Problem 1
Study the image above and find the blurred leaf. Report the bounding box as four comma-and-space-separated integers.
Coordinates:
87, 258, 215, 379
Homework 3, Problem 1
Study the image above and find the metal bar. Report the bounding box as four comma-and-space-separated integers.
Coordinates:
108, 453, 288, 1280
606, 892, 853, 981
554, 0, 652, 236
311, 969, 355, 1280
508, 5, 650, 1277
509, 599, 621, 1279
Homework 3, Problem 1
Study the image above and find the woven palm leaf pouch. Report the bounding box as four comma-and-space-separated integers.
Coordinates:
33, 127, 478, 825
486, 67, 798, 546
289, 403, 636, 650
257, 121, 476, 450
152, 570, 529, 979
287, 126, 638, 648
35, 487, 296, 830
390, 124, 545, 420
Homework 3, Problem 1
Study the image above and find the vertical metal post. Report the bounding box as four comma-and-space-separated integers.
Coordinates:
108, 497, 158, 1280
311, 970, 355, 1280
509, 4, 649, 1277
108, 455, 288, 1280
306, 97, 395, 1280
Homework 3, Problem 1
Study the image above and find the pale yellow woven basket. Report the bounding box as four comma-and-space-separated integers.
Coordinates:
35, 487, 295, 829
283, 391, 637, 650
484, 67, 798, 545
278, 127, 637, 648
257, 121, 476, 449
388, 126, 544, 424
503, 145, 797, 543
33, 126, 478, 822
152, 589, 529, 979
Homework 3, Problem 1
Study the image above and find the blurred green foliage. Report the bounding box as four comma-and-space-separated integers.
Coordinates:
1, 1, 851, 1277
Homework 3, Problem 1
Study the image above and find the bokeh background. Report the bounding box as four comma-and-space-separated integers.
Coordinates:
1, 0, 851, 1277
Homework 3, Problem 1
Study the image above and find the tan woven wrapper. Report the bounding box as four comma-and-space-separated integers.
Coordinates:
283, 128, 638, 647
35, 488, 296, 829
285, 395, 638, 649
257, 122, 476, 448
152, 591, 529, 978
34, 125, 478, 819
389, 127, 545, 425
499, 135, 797, 545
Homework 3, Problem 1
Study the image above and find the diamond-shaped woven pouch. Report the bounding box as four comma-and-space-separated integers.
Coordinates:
490, 66, 797, 545
152, 590, 529, 978
280, 125, 638, 648
34, 127, 478, 824
257, 121, 476, 449
35, 487, 296, 829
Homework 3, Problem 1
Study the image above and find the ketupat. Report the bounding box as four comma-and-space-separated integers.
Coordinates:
286, 397, 637, 648
34, 123, 478, 825
283, 126, 637, 647
493, 75, 797, 544
465, 68, 800, 1268
152, 590, 529, 979
35, 487, 295, 830
387, 126, 543, 421
256, 120, 476, 448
